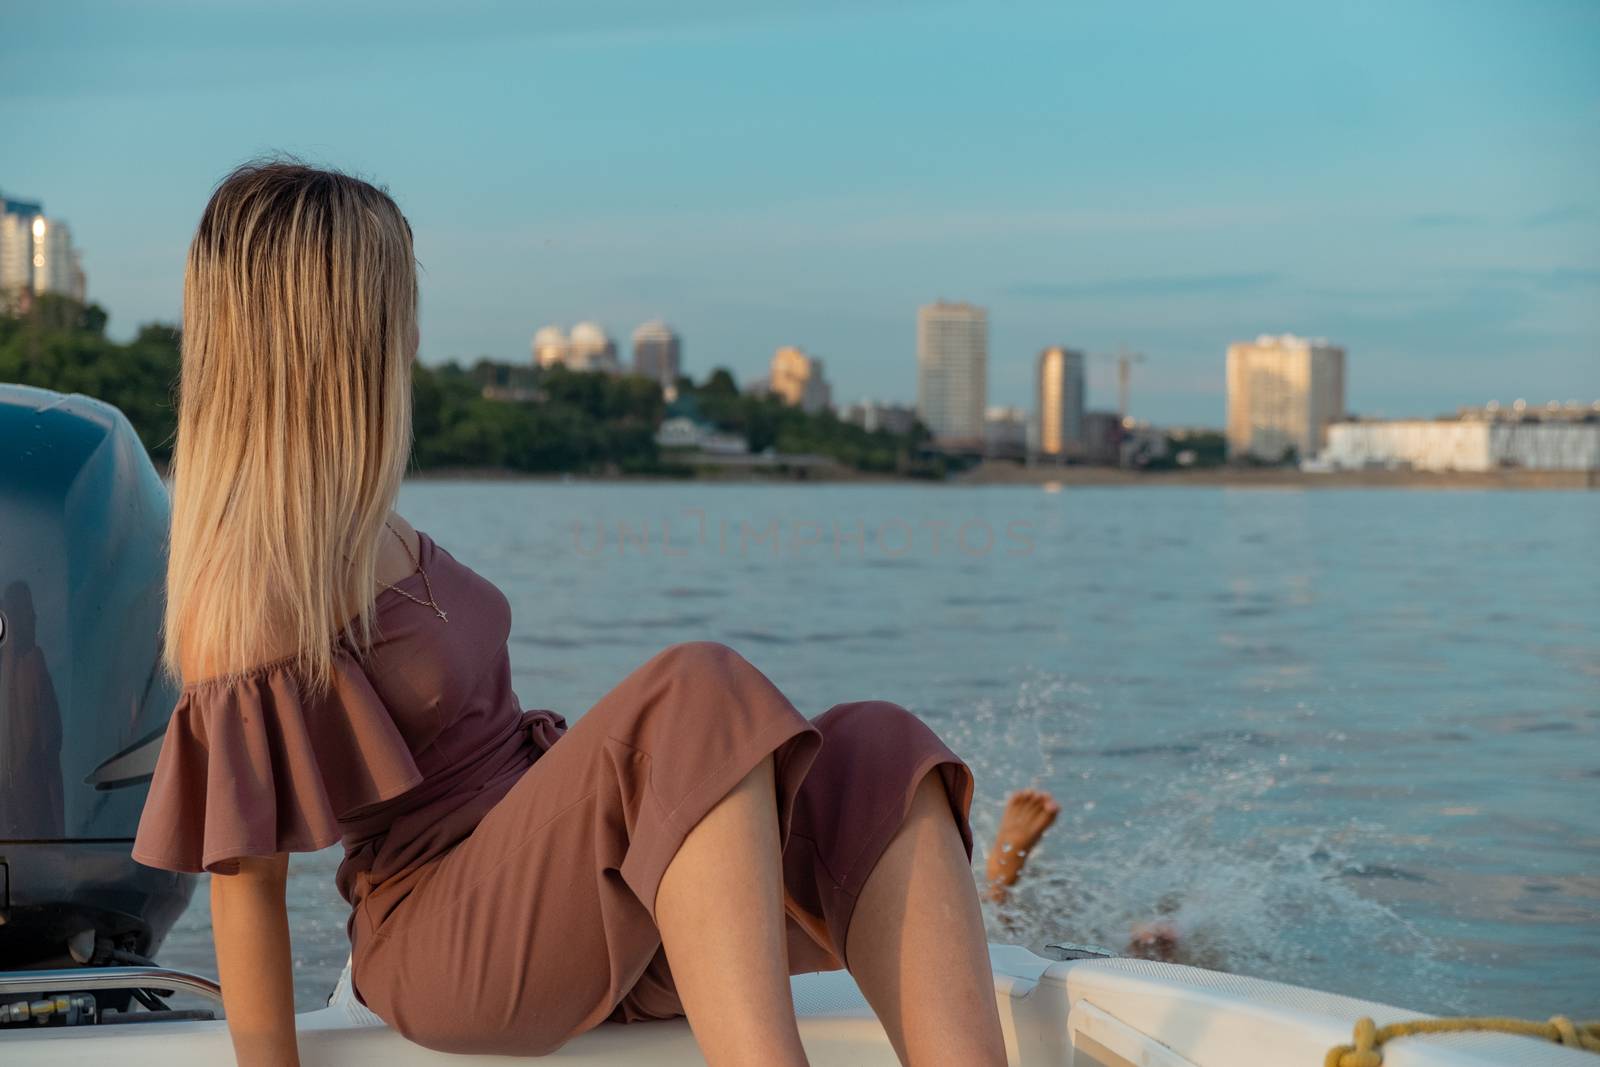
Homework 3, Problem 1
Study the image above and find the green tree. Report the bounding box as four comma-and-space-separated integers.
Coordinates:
2, 299, 941, 479
701, 367, 739, 398
0, 296, 180, 459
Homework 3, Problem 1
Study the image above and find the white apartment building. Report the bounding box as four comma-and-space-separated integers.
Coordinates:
532, 326, 568, 368
917, 300, 987, 444
1323, 420, 1600, 471
1, 196, 86, 302
0, 209, 38, 293
531, 322, 621, 374
34, 218, 84, 300
567, 321, 620, 373
631, 320, 681, 389
1226, 334, 1345, 461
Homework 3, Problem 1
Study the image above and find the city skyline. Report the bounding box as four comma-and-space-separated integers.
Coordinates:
4, 1, 1596, 423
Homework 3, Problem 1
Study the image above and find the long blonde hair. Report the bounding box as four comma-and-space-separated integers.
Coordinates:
163, 160, 417, 693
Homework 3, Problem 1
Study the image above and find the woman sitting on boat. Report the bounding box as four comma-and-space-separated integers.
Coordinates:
130, 160, 1008, 1067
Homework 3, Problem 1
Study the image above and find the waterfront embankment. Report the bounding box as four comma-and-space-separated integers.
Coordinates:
953, 461, 1599, 490
397, 461, 1597, 489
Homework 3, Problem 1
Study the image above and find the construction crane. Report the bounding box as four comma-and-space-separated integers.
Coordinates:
1094, 346, 1146, 424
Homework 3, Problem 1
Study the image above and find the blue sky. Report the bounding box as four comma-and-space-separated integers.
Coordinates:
3, 0, 1596, 424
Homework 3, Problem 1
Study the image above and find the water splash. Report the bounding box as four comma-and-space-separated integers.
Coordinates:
951, 668, 1463, 1013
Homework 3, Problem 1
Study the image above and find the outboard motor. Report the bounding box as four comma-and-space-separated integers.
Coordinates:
0, 383, 194, 981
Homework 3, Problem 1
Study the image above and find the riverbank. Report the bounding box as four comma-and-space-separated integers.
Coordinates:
400, 460, 1598, 489
402, 456, 910, 484
953, 461, 1599, 489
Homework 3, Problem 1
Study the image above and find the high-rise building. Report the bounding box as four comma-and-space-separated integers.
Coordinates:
1035, 346, 1085, 457
917, 301, 987, 444
1226, 334, 1346, 462
0, 197, 43, 295
33, 218, 85, 301
632, 320, 681, 389
768, 346, 832, 414
532, 325, 568, 367
568, 321, 620, 373
531, 322, 621, 374
1, 195, 85, 303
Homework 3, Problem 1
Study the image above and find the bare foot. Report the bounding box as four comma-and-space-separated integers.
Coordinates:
1126, 921, 1181, 963
985, 788, 1060, 903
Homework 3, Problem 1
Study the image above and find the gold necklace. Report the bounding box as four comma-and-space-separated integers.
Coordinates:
378, 522, 448, 622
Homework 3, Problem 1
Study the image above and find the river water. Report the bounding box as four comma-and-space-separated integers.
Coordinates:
157, 481, 1600, 1017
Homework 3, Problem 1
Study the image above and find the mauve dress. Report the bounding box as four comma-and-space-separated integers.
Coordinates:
131, 531, 975, 1055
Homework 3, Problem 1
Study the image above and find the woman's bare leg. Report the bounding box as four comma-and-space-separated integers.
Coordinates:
846, 771, 1009, 1066
655, 755, 810, 1067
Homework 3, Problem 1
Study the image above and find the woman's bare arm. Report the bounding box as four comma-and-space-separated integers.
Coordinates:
177, 521, 417, 1065
211, 853, 300, 1067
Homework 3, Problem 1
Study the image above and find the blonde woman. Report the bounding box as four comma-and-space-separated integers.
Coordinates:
131, 161, 1007, 1067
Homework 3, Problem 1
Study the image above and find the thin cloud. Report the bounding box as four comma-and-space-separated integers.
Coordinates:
1409, 212, 1477, 228
1522, 205, 1595, 228
1006, 272, 1279, 299
1464, 267, 1600, 291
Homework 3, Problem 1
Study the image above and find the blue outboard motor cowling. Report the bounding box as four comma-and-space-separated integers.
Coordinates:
0, 384, 193, 971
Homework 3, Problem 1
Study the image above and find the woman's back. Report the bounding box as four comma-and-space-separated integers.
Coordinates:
133, 531, 568, 935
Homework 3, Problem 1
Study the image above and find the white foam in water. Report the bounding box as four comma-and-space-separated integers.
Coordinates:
949, 669, 1464, 1014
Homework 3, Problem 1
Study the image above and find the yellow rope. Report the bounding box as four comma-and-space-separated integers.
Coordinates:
1325, 1014, 1600, 1066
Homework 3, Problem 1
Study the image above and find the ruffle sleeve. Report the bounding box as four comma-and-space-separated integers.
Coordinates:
131, 657, 425, 875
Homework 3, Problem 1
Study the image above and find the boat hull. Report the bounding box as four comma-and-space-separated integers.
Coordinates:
2, 944, 1588, 1066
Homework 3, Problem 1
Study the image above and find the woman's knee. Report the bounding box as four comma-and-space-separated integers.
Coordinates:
813, 700, 974, 850
647, 641, 762, 716
593, 642, 752, 730
813, 699, 937, 753
629, 641, 808, 747
652, 639, 749, 678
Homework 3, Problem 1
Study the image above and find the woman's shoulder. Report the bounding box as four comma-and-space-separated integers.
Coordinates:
174, 613, 312, 694
175, 524, 454, 690
177, 646, 334, 696
408, 529, 505, 605
172, 526, 508, 710
137, 631, 424, 875
378, 513, 423, 583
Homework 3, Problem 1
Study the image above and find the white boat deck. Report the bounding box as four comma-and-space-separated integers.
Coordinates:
3, 945, 1589, 1066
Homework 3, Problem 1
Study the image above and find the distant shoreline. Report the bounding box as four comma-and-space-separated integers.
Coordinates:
951, 461, 1599, 490
400, 462, 1598, 489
